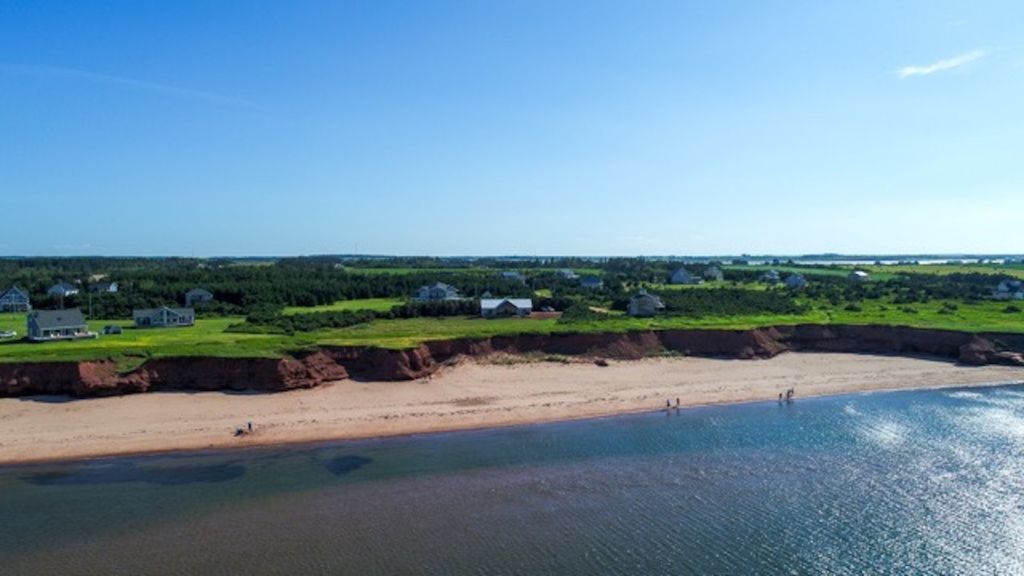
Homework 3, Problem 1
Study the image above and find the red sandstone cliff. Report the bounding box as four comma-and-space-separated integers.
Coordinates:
1, 325, 1021, 397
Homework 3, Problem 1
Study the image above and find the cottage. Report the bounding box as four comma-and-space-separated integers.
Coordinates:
413, 282, 461, 302
0, 286, 31, 312
580, 276, 604, 289
185, 288, 214, 307
133, 306, 196, 328
784, 273, 808, 289
26, 308, 94, 342
670, 267, 702, 285
627, 290, 665, 317
703, 266, 724, 282
90, 281, 119, 294
848, 270, 870, 282
760, 270, 781, 284
556, 269, 579, 280
47, 281, 79, 298
994, 279, 1024, 301
499, 271, 527, 284
480, 298, 533, 318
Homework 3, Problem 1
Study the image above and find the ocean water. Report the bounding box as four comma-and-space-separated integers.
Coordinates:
3, 384, 1024, 575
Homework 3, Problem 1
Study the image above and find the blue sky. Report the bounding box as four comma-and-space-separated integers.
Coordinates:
1, 1, 1021, 256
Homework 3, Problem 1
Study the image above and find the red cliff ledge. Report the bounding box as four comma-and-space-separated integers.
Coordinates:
2, 325, 1022, 397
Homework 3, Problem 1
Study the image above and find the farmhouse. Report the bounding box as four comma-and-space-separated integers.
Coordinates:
556, 269, 579, 280
0, 286, 31, 312
133, 306, 196, 328
27, 308, 94, 342
185, 288, 214, 307
703, 266, 724, 282
480, 298, 533, 318
993, 279, 1024, 301
760, 270, 781, 284
90, 281, 119, 294
580, 276, 604, 289
413, 282, 461, 302
627, 290, 665, 317
47, 281, 79, 298
499, 271, 527, 284
848, 270, 870, 282
784, 273, 808, 289
670, 267, 701, 285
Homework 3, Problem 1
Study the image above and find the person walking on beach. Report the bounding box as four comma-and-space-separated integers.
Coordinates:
247, 421, 253, 433
675, 397, 680, 408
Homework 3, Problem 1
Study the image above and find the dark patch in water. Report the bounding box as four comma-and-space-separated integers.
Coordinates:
324, 455, 373, 476
21, 462, 247, 486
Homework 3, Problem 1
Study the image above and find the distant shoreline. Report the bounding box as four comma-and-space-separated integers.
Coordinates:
1, 352, 1021, 466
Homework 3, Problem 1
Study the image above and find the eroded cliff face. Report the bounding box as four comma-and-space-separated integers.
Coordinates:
1, 325, 1021, 397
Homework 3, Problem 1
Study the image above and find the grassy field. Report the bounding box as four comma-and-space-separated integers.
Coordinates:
3, 296, 1021, 364
281, 298, 404, 315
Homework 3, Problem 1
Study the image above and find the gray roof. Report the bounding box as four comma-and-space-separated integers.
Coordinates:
480, 298, 533, 311
0, 286, 29, 299
49, 281, 78, 292
134, 306, 194, 317
186, 288, 213, 296
30, 308, 86, 330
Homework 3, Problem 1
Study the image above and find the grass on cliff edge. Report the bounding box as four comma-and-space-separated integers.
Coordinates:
2, 298, 1022, 366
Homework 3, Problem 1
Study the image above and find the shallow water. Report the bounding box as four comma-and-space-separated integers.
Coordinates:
3, 384, 1024, 575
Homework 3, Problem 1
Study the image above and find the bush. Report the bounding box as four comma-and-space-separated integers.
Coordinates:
844, 303, 862, 312
1004, 305, 1022, 314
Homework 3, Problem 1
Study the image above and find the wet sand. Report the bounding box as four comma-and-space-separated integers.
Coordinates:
0, 352, 1021, 464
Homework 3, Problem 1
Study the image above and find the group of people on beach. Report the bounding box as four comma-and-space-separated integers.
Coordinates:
234, 421, 255, 437
778, 388, 796, 404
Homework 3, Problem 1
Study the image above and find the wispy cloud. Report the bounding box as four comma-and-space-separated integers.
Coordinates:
898, 50, 985, 78
0, 64, 259, 109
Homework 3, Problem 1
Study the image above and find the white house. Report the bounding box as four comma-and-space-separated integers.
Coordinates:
627, 290, 665, 317
761, 270, 781, 284
556, 269, 579, 280
580, 276, 604, 289
994, 279, 1024, 300
133, 306, 196, 328
848, 270, 870, 282
670, 267, 701, 285
480, 298, 533, 318
0, 286, 31, 312
90, 281, 119, 294
784, 273, 808, 289
27, 308, 94, 342
499, 271, 527, 284
47, 281, 79, 298
413, 282, 461, 302
703, 266, 724, 282
185, 288, 214, 307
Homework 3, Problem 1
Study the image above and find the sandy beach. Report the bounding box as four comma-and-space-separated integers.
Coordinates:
1, 352, 1021, 464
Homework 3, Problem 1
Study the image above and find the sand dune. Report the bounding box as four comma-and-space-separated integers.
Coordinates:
0, 352, 1021, 464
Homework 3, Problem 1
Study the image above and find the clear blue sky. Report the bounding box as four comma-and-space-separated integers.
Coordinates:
1, 1, 1021, 256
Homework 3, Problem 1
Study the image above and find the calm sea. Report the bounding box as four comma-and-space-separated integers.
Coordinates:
3, 384, 1024, 575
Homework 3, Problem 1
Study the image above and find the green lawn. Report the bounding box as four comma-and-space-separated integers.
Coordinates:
282, 298, 404, 315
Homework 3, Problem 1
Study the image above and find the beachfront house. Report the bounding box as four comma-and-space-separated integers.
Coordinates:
994, 279, 1024, 300
580, 276, 604, 289
133, 306, 196, 328
627, 290, 665, 317
760, 270, 781, 284
556, 269, 579, 280
784, 273, 808, 289
47, 281, 79, 298
185, 288, 214, 307
413, 282, 461, 302
848, 270, 870, 282
0, 286, 31, 312
480, 298, 533, 318
26, 308, 94, 342
703, 266, 724, 282
499, 271, 527, 284
90, 281, 119, 294
670, 267, 701, 285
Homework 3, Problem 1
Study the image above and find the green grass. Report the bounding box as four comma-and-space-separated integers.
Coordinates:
725, 264, 899, 280
3, 290, 1023, 365
281, 298, 404, 315
864, 264, 1024, 279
